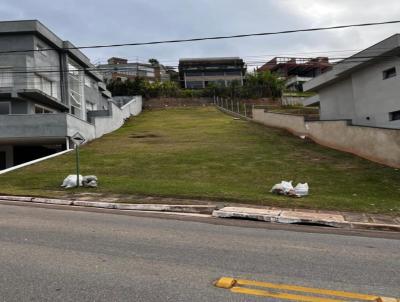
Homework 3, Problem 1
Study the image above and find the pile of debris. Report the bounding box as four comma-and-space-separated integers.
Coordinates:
61, 175, 98, 189
270, 181, 309, 198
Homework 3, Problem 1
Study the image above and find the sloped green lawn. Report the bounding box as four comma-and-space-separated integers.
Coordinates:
0, 107, 399, 214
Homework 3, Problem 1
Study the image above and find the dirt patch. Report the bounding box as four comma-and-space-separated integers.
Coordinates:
129, 134, 160, 139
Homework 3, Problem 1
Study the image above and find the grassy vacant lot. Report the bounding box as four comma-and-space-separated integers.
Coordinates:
0, 107, 399, 214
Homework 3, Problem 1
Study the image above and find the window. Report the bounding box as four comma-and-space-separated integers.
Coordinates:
35, 44, 47, 56
225, 70, 242, 76
389, 110, 400, 121
186, 81, 204, 89
0, 102, 10, 115
185, 71, 203, 77
34, 105, 54, 114
68, 61, 83, 118
34, 74, 57, 98
85, 101, 97, 112
204, 71, 224, 76
0, 68, 13, 88
84, 76, 92, 88
383, 67, 396, 80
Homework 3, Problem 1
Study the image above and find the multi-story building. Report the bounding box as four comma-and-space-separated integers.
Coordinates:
98, 57, 170, 83
179, 57, 246, 89
0, 20, 141, 170
258, 57, 332, 92
304, 34, 400, 129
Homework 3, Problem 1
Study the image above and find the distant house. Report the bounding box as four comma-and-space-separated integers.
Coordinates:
258, 57, 332, 92
304, 35, 400, 129
0, 20, 141, 170
165, 66, 179, 83
98, 57, 170, 83
179, 57, 246, 89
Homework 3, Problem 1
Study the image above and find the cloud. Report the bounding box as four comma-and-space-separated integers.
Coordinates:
0, 0, 399, 69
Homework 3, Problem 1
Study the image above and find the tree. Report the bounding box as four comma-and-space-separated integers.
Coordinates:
242, 71, 285, 99
148, 58, 159, 66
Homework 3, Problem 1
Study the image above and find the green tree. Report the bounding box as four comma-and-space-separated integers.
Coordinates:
242, 71, 285, 99
148, 58, 159, 66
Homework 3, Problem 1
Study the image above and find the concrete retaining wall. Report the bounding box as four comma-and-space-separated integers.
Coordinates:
93, 96, 142, 138
252, 109, 307, 134
121, 96, 142, 119
252, 108, 400, 168
66, 114, 96, 141
281, 96, 306, 106
143, 97, 212, 108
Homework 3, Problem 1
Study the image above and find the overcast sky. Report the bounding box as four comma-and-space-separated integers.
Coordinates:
1, 0, 400, 69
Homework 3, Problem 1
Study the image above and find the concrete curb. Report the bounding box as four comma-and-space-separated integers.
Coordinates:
212, 207, 400, 232
1, 196, 399, 232
0, 195, 216, 214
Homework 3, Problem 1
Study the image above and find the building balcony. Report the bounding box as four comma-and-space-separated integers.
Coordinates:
0, 113, 95, 145
0, 88, 68, 111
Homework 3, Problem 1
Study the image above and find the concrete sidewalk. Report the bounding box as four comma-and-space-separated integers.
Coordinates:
0, 194, 399, 232
213, 206, 400, 232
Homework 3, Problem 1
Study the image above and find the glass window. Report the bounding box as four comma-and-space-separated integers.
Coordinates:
0, 102, 10, 115
34, 105, 54, 114
225, 71, 242, 76
35, 44, 47, 56
186, 81, 204, 89
0, 68, 13, 88
34, 74, 55, 97
383, 67, 396, 80
84, 76, 92, 87
185, 71, 203, 77
85, 101, 97, 112
68, 60, 83, 117
204, 71, 224, 76
389, 110, 400, 121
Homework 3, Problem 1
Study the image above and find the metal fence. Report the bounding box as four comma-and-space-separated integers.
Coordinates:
213, 96, 254, 119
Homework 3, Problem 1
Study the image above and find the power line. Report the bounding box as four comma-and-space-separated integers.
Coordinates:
0, 55, 393, 75
0, 20, 400, 55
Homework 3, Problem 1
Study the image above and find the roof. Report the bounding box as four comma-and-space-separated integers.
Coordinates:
180, 57, 242, 61
179, 57, 244, 65
304, 34, 400, 92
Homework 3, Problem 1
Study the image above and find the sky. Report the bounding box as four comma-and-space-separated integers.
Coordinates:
1, 0, 400, 69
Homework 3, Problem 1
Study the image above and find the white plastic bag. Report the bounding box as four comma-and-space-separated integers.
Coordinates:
270, 181, 309, 197
294, 183, 309, 196
61, 175, 83, 188
82, 175, 98, 188
280, 181, 294, 194
270, 180, 293, 195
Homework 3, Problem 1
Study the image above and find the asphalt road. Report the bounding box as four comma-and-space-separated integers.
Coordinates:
0, 203, 399, 302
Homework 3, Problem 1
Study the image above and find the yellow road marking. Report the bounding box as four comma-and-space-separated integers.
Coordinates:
214, 277, 399, 302
232, 287, 347, 302
235, 278, 379, 301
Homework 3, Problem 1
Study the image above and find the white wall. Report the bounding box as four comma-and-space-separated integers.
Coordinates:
315, 56, 400, 129
93, 96, 142, 138
252, 108, 400, 168
319, 77, 355, 121
351, 56, 400, 128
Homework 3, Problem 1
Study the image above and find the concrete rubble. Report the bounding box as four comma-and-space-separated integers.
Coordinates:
212, 206, 400, 231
